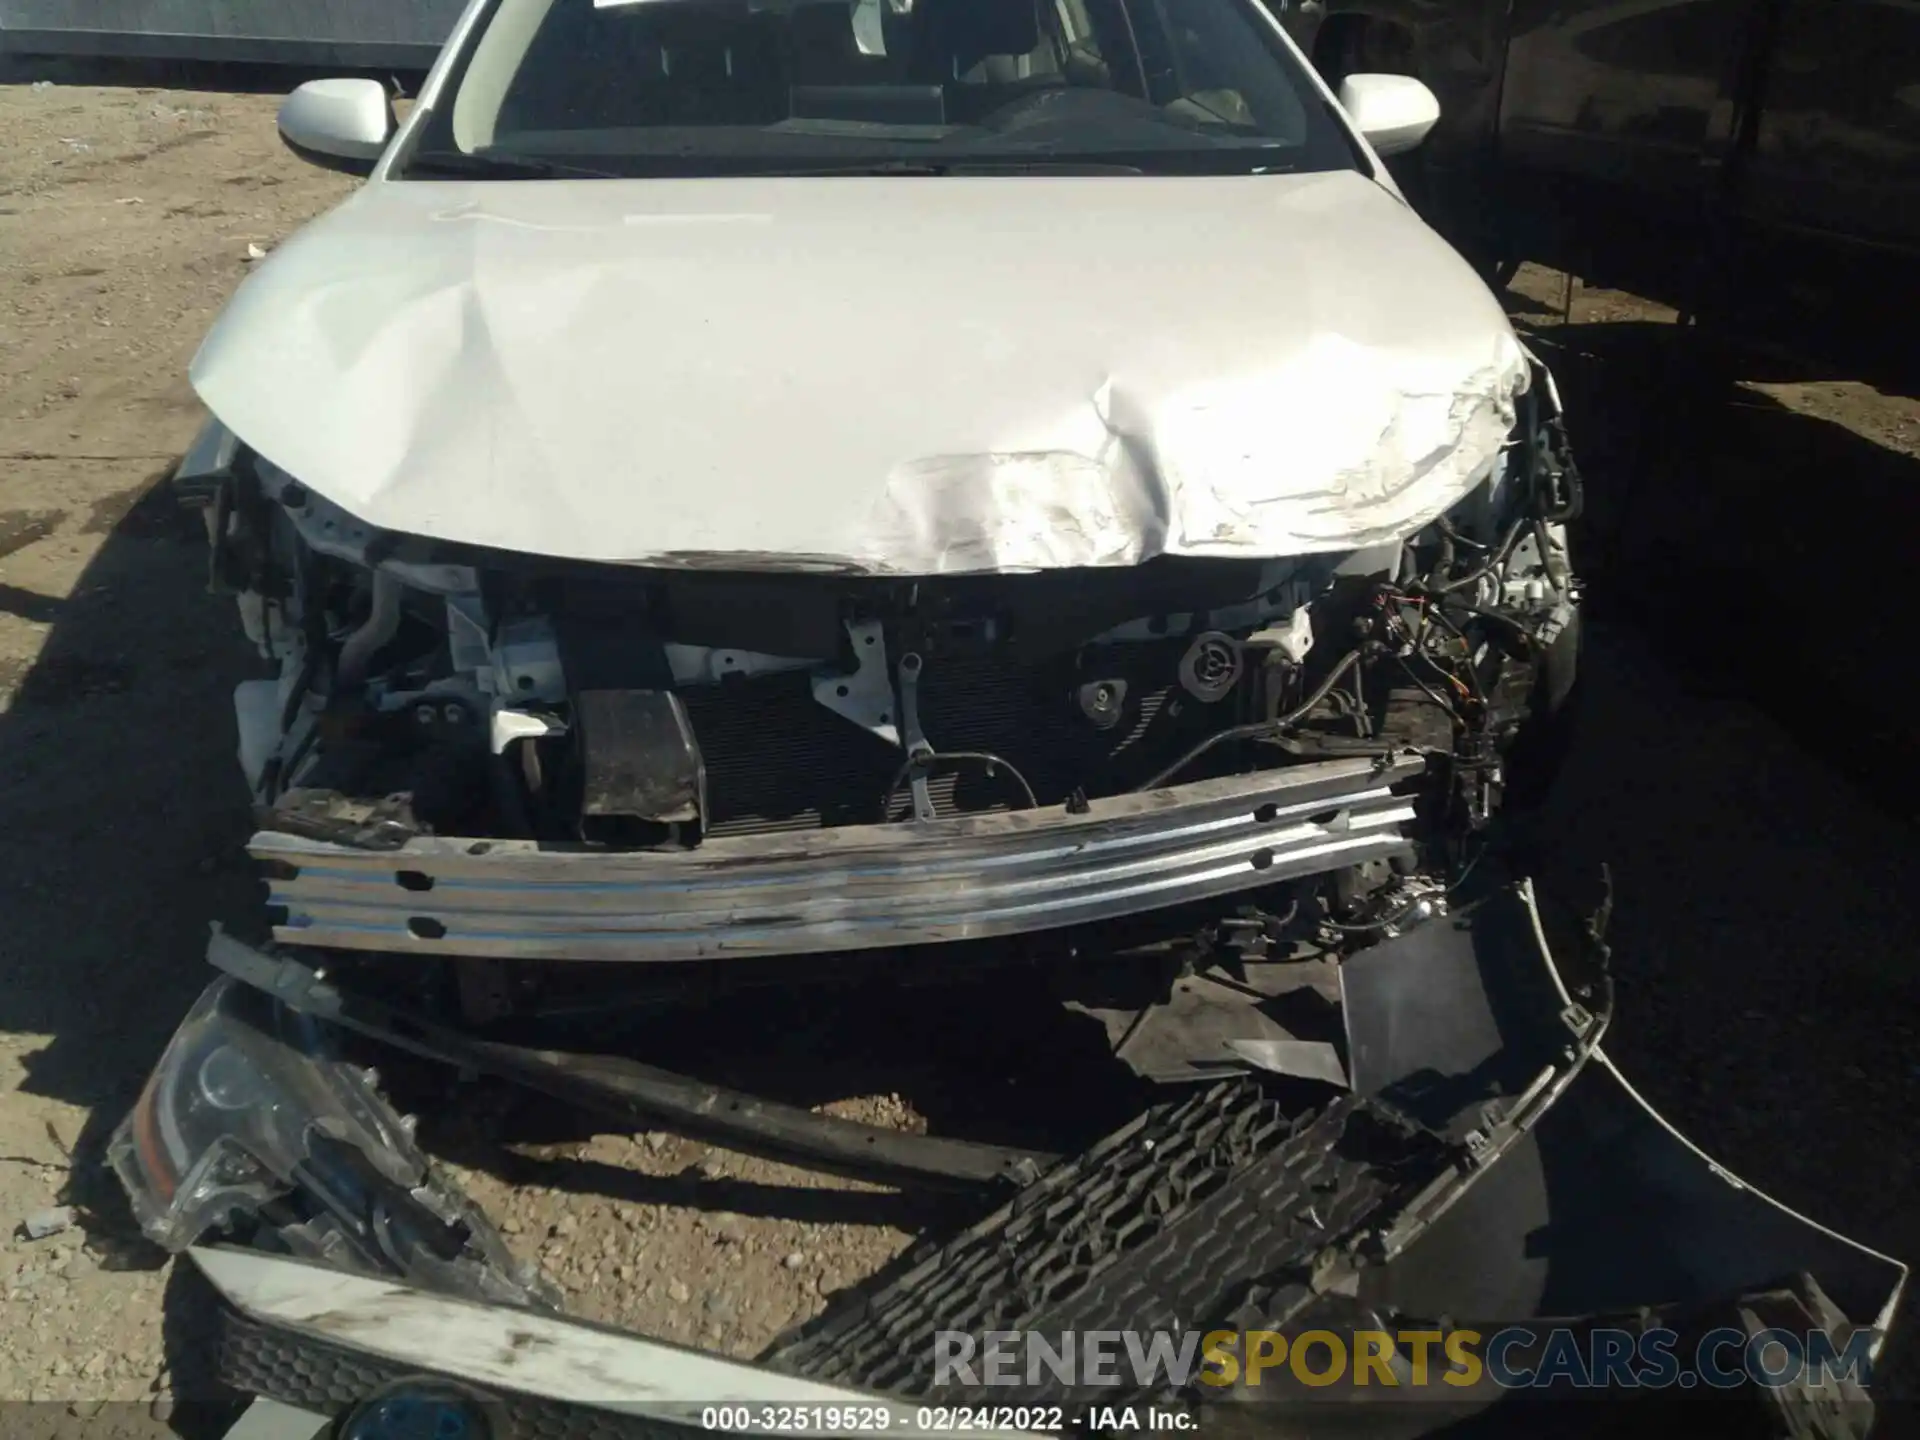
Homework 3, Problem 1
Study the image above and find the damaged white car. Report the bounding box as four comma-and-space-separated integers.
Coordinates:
180, 0, 1582, 971
110, 4, 1915, 1431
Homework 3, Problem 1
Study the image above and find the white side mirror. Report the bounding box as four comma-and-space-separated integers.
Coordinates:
278, 78, 395, 176
1337, 73, 1440, 158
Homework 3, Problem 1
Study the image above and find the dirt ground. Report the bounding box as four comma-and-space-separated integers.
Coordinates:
1, 58, 1917, 1422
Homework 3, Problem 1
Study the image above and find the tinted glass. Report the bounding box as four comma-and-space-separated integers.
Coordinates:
408, 0, 1358, 176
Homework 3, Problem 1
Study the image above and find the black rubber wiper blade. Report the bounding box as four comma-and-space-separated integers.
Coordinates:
407, 148, 620, 180
774, 158, 1146, 175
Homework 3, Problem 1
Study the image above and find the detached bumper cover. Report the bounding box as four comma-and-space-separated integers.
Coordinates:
197, 1247, 1014, 1440
200, 1251, 1889, 1440
257, 755, 1424, 962
768, 881, 1909, 1431
113, 883, 1907, 1438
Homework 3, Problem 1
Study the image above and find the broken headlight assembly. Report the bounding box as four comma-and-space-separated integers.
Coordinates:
108, 968, 552, 1307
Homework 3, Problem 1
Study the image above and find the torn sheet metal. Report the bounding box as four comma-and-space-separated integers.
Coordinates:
1224, 1036, 1347, 1085
192, 170, 1530, 576
1067, 958, 1352, 1085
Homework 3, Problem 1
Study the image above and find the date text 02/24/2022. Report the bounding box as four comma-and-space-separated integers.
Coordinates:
697, 1407, 1196, 1434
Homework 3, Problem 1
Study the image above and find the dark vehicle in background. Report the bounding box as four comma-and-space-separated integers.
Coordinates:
1282, 0, 1920, 372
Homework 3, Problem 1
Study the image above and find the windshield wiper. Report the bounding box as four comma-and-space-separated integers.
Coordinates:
407, 148, 621, 180
765, 158, 1147, 176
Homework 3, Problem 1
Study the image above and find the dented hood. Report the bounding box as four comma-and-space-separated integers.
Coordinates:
192, 169, 1530, 575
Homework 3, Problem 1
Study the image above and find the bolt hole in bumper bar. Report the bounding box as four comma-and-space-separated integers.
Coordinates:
255, 756, 1427, 962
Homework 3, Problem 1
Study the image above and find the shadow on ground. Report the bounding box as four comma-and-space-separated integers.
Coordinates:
1522, 317, 1920, 821
381, 963, 1147, 1235
0, 474, 261, 1183
0, 468, 264, 1424
1513, 317, 1920, 1397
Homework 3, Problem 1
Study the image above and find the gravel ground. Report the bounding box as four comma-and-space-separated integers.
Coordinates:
0, 59, 1916, 1422
446, 1103, 925, 1357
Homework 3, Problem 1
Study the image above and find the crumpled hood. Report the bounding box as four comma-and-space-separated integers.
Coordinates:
192, 169, 1530, 574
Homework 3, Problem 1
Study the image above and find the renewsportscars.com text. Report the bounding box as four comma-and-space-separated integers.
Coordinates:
932, 1326, 1880, 1392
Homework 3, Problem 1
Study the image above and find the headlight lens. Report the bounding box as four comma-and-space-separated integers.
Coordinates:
107, 975, 420, 1252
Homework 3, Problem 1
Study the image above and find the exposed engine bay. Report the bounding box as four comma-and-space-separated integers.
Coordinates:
129, 301, 1913, 1440
187, 356, 1580, 977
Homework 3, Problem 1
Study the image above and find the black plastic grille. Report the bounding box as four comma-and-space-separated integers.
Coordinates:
218, 1308, 690, 1440
762, 1083, 1441, 1405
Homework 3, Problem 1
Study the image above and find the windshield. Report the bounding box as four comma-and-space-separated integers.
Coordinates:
405, 0, 1359, 177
